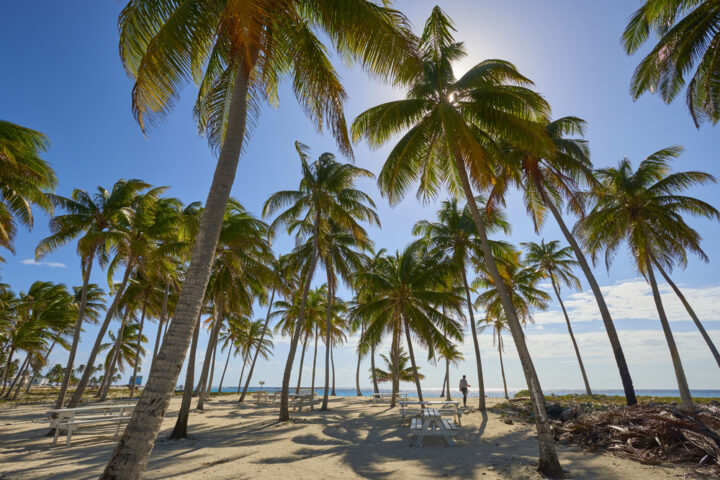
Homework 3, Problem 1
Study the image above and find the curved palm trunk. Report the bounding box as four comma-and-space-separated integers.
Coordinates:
498, 337, 509, 401
403, 317, 423, 402
236, 352, 249, 394
371, 344, 379, 395
461, 268, 486, 411
169, 313, 202, 440
646, 256, 692, 407
455, 156, 562, 477
539, 186, 636, 406
55, 254, 94, 409
295, 332, 309, 393
322, 267, 334, 410
240, 287, 275, 402
331, 346, 336, 396
151, 282, 170, 369
218, 348, 231, 394
5, 355, 30, 399
100, 309, 130, 402
550, 276, 591, 395
130, 298, 148, 399
355, 323, 364, 396
101, 61, 251, 478
279, 237, 319, 421
206, 338, 219, 397
311, 324, 319, 395
654, 260, 720, 369
69, 260, 134, 408
0, 347, 15, 396
27, 340, 57, 395
197, 305, 224, 410
390, 329, 400, 408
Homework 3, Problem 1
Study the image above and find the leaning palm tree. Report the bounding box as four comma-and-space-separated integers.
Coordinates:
413, 197, 509, 410
492, 116, 637, 405
355, 240, 463, 406
107, 2, 416, 474
263, 143, 378, 420
623, 1, 720, 127
523, 240, 592, 395
577, 147, 718, 407
351, 7, 564, 474
0, 120, 56, 263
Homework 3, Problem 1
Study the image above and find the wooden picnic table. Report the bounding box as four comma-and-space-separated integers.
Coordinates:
46, 403, 136, 447
398, 400, 462, 425
408, 407, 459, 446
371, 392, 408, 406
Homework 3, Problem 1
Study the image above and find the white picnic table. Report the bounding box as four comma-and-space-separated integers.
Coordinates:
46, 403, 136, 447
371, 392, 408, 406
253, 390, 271, 405
398, 400, 462, 425
409, 407, 459, 446
288, 392, 317, 412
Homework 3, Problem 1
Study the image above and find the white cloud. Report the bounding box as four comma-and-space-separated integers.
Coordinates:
21, 258, 66, 268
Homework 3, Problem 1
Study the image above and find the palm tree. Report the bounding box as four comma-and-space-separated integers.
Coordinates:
577, 147, 718, 407
263, 143, 378, 420
373, 348, 425, 384
351, 7, 563, 475
355, 241, 463, 406
413, 197, 509, 410
0, 120, 56, 263
492, 116, 637, 405
107, 2, 415, 474
230, 316, 274, 395
623, 1, 720, 127
99, 321, 148, 390
523, 240, 592, 395
36, 179, 151, 409
480, 314, 511, 400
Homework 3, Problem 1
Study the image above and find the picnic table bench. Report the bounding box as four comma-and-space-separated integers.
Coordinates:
409, 408, 459, 446
288, 392, 318, 412
371, 392, 408, 406
399, 400, 462, 425
46, 403, 136, 447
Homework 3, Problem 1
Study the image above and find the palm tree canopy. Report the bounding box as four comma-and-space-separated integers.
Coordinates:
623, 1, 720, 126
522, 239, 580, 292
576, 146, 719, 273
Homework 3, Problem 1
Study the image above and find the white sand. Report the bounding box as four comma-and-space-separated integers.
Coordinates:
0, 396, 697, 479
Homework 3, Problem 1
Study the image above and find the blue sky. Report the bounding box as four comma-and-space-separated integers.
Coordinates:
1, 1, 719, 393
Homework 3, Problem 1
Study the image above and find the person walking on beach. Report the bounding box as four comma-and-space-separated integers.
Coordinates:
459, 375, 470, 407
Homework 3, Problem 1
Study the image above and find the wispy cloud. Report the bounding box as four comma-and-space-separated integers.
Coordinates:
21, 259, 67, 268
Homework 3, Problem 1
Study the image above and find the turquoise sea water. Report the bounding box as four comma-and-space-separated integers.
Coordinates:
200, 386, 720, 398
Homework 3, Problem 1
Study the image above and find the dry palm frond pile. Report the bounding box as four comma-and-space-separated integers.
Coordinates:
553, 403, 720, 470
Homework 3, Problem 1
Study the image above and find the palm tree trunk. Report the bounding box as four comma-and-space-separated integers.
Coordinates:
69, 259, 134, 408
461, 268, 486, 411
498, 338, 509, 401
27, 340, 57, 395
130, 297, 148, 399
5, 355, 30, 399
280, 236, 319, 421
322, 266, 333, 410
455, 155, 562, 477
331, 346, 336, 396
218, 348, 231, 394
539, 185, 636, 406
371, 344, 379, 395
654, 260, 720, 369
550, 276, 591, 395
101, 61, 252, 478
296, 332, 309, 393
440, 371, 447, 398
646, 255, 693, 407
237, 353, 248, 394
445, 357, 451, 401
100, 308, 130, 402
55, 254, 94, 409
403, 317, 424, 402
390, 329, 400, 408
151, 282, 170, 368
355, 322, 364, 396
169, 312, 202, 440
240, 287, 275, 402
206, 337, 218, 397
311, 324, 319, 395
0, 347, 15, 396
197, 303, 224, 411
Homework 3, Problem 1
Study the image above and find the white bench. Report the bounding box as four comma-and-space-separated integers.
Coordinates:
288, 393, 318, 412
399, 400, 462, 426
408, 408, 459, 446
46, 404, 135, 447
371, 392, 408, 406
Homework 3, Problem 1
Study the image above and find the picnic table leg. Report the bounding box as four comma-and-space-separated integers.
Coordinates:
52, 424, 60, 447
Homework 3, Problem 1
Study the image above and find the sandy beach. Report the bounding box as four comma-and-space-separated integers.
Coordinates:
0, 396, 700, 479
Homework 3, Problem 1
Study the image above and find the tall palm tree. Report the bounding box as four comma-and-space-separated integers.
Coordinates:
480, 314, 511, 400
523, 240, 592, 395
107, 2, 415, 474
492, 116, 637, 405
0, 120, 56, 263
263, 143, 378, 420
351, 7, 563, 474
623, 1, 720, 127
355, 241, 463, 406
577, 147, 718, 407
413, 197, 509, 410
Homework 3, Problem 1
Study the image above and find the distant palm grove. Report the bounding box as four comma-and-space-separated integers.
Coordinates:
1, 1, 719, 479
